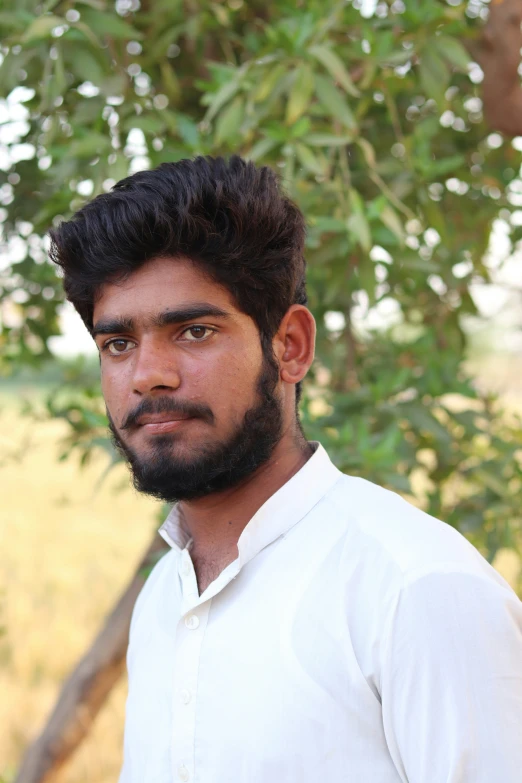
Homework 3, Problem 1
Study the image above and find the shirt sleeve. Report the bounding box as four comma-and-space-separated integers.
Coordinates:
380, 568, 522, 783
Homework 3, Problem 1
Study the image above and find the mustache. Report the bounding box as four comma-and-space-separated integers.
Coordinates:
120, 396, 214, 430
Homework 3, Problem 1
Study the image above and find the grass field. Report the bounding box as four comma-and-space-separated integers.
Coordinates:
0, 387, 160, 783
1, 357, 521, 783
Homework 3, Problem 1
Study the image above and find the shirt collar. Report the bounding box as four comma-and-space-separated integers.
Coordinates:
158, 442, 342, 567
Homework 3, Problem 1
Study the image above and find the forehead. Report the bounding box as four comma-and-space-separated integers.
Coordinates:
93, 256, 238, 321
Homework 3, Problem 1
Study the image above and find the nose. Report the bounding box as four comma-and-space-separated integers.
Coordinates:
132, 338, 181, 395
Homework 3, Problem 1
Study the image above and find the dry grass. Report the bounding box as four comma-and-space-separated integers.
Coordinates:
0, 395, 159, 783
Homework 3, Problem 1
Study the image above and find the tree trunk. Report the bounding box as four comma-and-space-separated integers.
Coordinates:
479, 0, 522, 136
14, 533, 169, 783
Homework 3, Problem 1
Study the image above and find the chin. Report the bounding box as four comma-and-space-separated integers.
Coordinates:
132, 431, 218, 462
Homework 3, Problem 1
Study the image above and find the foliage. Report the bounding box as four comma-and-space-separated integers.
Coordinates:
1, 0, 521, 561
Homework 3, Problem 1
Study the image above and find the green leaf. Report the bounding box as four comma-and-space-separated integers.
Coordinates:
304, 133, 353, 146
160, 62, 181, 103
68, 133, 111, 158
203, 65, 248, 123
53, 48, 67, 97
154, 23, 185, 56
378, 49, 413, 67
295, 142, 325, 176
71, 20, 102, 47
210, 2, 230, 26
21, 14, 63, 43
406, 405, 452, 445
215, 96, 244, 145
475, 469, 510, 500
356, 137, 377, 168
76, 0, 107, 8
176, 115, 200, 148
123, 114, 165, 134
246, 137, 279, 162
108, 153, 130, 183
347, 189, 371, 252
311, 216, 346, 233
315, 74, 357, 131
252, 63, 286, 103
428, 154, 466, 177
347, 212, 371, 253
72, 97, 105, 125
400, 257, 440, 273
290, 116, 311, 138
66, 46, 106, 84
380, 205, 405, 245
0, 10, 34, 31
433, 36, 471, 71
358, 258, 376, 304
382, 472, 411, 493
99, 74, 127, 97
419, 43, 450, 104
286, 65, 315, 125
79, 8, 143, 40
309, 44, 360, 97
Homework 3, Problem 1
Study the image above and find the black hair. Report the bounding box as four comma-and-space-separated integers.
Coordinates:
49, 155, 308, 401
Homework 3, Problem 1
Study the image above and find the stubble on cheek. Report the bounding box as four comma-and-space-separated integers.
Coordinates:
101, 362, 131, 432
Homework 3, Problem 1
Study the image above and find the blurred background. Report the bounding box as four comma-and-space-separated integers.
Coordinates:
1, 0, 522, 781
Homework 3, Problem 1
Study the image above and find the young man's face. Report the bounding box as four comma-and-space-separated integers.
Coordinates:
92, 256, 284, 502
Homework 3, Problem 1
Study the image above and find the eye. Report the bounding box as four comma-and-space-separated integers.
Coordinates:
104, 339, 135, 355
181, 325, 215, 342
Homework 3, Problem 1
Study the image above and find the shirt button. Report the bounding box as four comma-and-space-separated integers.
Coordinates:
180, 688, 191, 705
185, 614, 199, 630
178, 764, 190, 781
181, 559, 190, 576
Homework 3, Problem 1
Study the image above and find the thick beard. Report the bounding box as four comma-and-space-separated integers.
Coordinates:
107, 349, 284, 503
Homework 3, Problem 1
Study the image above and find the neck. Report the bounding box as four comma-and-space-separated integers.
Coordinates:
178, 429, 313, 592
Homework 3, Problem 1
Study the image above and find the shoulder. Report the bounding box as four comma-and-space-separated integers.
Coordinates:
326, 473, 507, 588
320, 473, 520, 698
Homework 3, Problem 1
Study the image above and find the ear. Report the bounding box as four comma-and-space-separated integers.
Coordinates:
273, 305, 316, 387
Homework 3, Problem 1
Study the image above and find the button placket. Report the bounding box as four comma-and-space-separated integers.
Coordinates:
171, 550, 241, 782
171, 596, 210, 783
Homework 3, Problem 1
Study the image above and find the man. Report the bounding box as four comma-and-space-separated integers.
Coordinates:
50, 156, 522, 783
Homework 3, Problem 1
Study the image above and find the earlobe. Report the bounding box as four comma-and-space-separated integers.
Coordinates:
280, 366, 304, 384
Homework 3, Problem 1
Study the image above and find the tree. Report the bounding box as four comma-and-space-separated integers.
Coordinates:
1, 1, 522, 780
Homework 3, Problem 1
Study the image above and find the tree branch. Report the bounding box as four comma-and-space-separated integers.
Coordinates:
478, 0, 522, 137
14, 533, 169, 783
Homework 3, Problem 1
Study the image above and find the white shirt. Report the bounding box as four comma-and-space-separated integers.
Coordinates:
119, 443, 522, 783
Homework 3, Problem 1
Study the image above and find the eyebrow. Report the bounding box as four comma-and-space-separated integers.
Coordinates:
92, 303, 231, 338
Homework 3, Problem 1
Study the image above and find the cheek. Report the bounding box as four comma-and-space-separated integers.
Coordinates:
101, 362, 116, 397
195, 336, 257, 385
188, 345, 260, 409
190, 362, 244, 399
100, 363, 130, 420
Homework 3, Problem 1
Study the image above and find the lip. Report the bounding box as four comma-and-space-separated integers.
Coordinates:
138, 415, 193, 434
